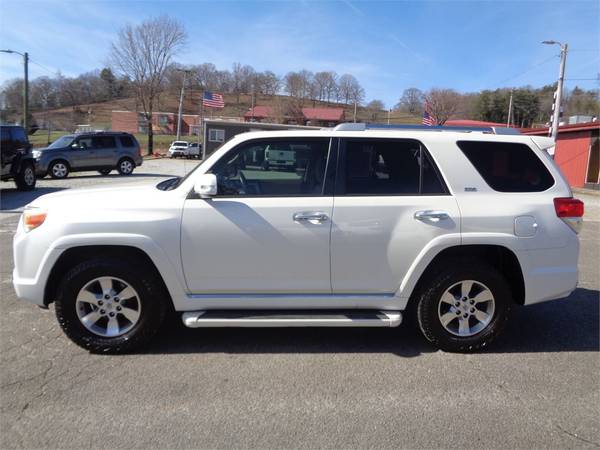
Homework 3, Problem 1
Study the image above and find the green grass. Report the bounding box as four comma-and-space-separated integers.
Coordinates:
29, 131, 69, 148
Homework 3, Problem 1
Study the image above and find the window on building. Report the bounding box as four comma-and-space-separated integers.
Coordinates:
119, 136, 135, 147
209, 128, 225, 143
158, 115, 169, 126
342, 139, 447, 195
457, 141, 554, 192
209, 139, 331, 196
138, 125, 148, 134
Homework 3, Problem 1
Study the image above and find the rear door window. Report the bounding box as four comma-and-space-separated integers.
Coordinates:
457, 141, 554, 192
93, 136, 117, 148
340, 139, 447, 195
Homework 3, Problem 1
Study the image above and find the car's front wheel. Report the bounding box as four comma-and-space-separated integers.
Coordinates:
49, 160, 69, 179
117, 158, 135, 175
15, 161, 36, 191
54, 258, 167, 353
416, 262, 511, 352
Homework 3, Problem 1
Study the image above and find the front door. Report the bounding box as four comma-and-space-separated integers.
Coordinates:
331, 138, 460, 294
70, 136, 98, 169
181, 137, 335, 293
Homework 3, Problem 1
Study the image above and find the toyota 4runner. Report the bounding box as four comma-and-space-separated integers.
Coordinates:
13, 124, 583, 353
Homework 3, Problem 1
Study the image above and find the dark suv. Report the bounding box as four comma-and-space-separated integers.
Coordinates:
0, 125, 36, 191
33, 131, 143, 179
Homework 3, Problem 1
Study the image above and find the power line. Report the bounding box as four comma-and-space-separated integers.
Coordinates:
493, 54, 557, 87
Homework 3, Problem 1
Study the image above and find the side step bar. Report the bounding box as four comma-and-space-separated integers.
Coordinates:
182, 310, 402, 328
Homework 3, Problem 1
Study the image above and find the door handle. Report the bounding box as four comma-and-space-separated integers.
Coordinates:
293, 211, 329, 223
414, 210, 450, 222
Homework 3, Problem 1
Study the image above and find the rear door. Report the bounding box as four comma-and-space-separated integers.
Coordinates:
93, 135, 118, 166
330, 138, 460, 294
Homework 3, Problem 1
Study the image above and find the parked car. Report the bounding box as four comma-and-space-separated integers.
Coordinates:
13, 125, 583, 354
33, 132, 142, 179
262, 143, 297, 171
168, 141, 189, 158
187, 142, 202, 159
0, 125, 36, 191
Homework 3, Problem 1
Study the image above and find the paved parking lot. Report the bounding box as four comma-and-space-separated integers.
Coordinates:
1, 159, 598, 449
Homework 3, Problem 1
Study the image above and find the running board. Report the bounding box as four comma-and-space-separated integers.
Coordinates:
181, 310, 402, 328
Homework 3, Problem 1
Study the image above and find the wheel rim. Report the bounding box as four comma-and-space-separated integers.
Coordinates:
52, 163, 67, 177
120, 160, 133, 173
437, 280, 495, 337
24, 166, 35, 185
75, 276, 142, 338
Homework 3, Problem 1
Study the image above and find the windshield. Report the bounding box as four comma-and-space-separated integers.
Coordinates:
173, 141, 188, 146
47, 135, 75, 149
155, 159, 208, 191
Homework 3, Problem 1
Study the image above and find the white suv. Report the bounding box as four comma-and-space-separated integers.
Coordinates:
13, 125, 584, 353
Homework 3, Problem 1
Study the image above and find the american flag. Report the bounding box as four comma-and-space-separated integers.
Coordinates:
202, 91, 225, 108
422, 101, 435, 126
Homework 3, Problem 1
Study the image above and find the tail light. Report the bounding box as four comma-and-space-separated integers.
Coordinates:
554, 197, 584, 233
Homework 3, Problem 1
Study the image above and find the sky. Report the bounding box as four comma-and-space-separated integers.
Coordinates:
0, 0, 598, 108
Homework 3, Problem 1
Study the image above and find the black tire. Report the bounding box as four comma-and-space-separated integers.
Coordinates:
117, 158, 135, 175
262, 161, 269, 171
98, 169, 111, 176
49, 160, 69, 179
14, 161, 36, 191
54, 258, 167, 354
416, 262, 511, 353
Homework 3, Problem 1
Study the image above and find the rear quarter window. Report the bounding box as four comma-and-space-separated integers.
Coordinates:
119, 136, 135, 147
457, 141, 554, 192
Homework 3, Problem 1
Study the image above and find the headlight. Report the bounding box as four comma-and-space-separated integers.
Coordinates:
23, 207, 47, 232
32, 150, 41, 159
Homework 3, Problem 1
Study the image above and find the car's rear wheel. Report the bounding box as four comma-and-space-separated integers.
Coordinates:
49, 160, 69, 179
117, 158, 134, 175
54, 258, 167, 353
15, 161, 36, 191
98, 169, 111, 176
416, 262, 511, 352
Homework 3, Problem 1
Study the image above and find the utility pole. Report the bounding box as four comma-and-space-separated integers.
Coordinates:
387, 108, 391, 125
0, 49, 28, 132
353, 101, 357, 123
506, 89, 513, 127
543, 40, 568, 142
176, 69, 194, 141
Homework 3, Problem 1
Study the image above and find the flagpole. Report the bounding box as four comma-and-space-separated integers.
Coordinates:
201, 92, 206, 160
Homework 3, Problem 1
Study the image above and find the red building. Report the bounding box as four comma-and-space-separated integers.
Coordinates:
111, 110, 201, 135
243, 106, 345, 127
522, 122, 599, 189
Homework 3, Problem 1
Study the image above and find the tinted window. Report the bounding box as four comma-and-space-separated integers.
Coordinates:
93, 136, 117, 148
457, 141, 554, 192
10, 127, 27, 143
343, 139, 446, 195
0, 128, 10, 142
210, 139, 330, 196
76, 137, 93, 149
119, 136, 135, 147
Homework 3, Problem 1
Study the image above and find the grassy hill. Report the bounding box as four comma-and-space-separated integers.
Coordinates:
29, 91, 422, 152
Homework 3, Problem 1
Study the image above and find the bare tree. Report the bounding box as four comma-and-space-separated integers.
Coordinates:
284, 71, 313, 105
395, 88, 423, 114
424, 88, 461, 125
337, 74, 363, 105
110, 15, 187, 154
366, 99, 385, 121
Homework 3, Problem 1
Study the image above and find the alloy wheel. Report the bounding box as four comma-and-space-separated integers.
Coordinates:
437, 280, 495, 337
75, 276, 142, 337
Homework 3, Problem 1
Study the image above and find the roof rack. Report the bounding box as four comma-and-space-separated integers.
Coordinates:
332, 123, 521, 135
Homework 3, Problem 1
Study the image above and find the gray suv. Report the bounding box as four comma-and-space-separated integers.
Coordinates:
33, 132, 143, 179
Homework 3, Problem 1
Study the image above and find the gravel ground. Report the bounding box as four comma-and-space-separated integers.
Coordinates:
0, 159, 598, 449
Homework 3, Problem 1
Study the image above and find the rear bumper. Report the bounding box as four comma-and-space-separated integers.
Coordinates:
518, 238, 579, 305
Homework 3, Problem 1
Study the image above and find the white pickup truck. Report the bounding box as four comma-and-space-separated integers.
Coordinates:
13, 124, 583, 353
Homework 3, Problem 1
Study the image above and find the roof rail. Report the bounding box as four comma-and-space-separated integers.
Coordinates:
332, 123, 520, 135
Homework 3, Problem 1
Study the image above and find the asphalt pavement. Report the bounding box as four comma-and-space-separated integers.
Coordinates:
0, 159, 598, 449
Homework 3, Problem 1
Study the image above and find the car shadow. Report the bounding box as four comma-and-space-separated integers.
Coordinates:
139, 287, 599, 357
0, 187, 67, 211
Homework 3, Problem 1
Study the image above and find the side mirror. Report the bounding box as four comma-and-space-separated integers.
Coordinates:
194, 173, 217, 198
